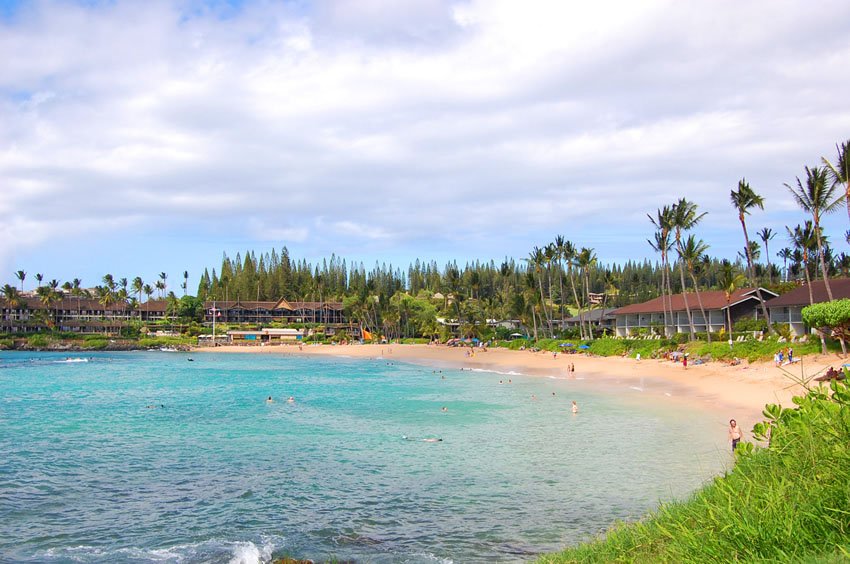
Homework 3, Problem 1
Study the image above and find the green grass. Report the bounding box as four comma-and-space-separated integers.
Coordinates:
686, 338, 831, 363
538, 380, 850, 563
138, 336, 195, 348
492, 336, 841, 363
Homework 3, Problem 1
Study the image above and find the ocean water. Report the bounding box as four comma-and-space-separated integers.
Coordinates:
0, 351, 730, 563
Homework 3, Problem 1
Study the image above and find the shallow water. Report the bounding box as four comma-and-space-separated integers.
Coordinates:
0, 351, 730, 563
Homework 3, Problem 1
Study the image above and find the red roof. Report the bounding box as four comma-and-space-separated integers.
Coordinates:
766, 278, 850, 308
612, 288, 775, 315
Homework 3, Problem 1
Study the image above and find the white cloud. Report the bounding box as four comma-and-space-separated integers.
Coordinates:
1, 0, 850, 284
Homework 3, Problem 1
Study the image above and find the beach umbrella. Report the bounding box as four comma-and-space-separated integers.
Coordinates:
578, 344, 590, 349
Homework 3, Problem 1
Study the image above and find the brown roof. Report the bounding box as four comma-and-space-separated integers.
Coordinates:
206, 301, 279, 310
766, 278, 850, 308
613, 288, 775, 315
0, 296, 169, 312
0, 297, 130, 311
206, 300, 344, 312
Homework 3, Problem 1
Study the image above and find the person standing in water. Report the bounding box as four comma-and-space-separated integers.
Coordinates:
571, 400, 578, 414
728, 419, 742, 451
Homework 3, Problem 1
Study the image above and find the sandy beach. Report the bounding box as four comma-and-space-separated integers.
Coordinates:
195, 342, 843, 434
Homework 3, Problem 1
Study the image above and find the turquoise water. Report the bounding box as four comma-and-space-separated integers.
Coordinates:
0, 351, 729, 563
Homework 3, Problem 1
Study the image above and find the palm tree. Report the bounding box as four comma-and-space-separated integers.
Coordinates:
35, 273, 43, 288
526, 247, 551, 338
561, 240, 585, 340
730, 179, 774, 334
2, 284, 23, 308
738, 241, 760, 265
671, 199, 706, 339
788, 222, 827, 353
14, 270, 26, 292
102, 274, 116, 294
758, 228, 777, 283
132, 277, 144, 319
36, 285, 59, 329
679, 235, 711, 342
785, 166, 845, 301
182, 270, 189, 296
143, 284, 154, 318
159, 272, 168, 298
553, 236, 568, 328
71, 278, 84, 316
577, 247, 597, 339
822, 140, 850, 225
777, 247, 793, 282
544, 243, 558, 330
717, 261, 747, 337
649, 206, 675, 336
648, 230, 672, 335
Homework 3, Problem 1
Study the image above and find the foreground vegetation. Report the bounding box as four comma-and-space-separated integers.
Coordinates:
539, 377, 850, 563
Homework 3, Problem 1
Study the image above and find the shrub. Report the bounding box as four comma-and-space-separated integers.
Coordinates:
27, 334, 50, 348
733, 316, 768, 332
588, 339, 628, 356
0, 338, 14, 349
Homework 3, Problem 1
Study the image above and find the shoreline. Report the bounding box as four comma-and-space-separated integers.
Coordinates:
193, 343, 838, 434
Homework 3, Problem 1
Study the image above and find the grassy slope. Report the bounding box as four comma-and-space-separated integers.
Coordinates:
538, 382, 850, 563
496, 336, 834, 363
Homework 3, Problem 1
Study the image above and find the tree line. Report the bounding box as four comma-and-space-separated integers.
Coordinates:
4, 139, 849, 340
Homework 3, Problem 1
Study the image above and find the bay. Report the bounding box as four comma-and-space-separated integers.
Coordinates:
0, 351, 728, 563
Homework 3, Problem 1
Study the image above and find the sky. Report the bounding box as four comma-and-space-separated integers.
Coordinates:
2, 0, 850, 293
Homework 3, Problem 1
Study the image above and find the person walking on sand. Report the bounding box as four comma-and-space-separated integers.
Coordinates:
571, 400, 578, 414
728, 419, 742, 451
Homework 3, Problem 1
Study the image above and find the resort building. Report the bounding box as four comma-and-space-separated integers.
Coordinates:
562, 308, 617, 333
0, 296, 171, 334
203, 299, 346, 325
226, 328, 304, 344
767, 279, 850, 336
612, 288, 777, 337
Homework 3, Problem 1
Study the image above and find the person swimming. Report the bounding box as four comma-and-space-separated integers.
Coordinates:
402, 435, 443, 442
287, 396, 295, 403
266, 396, 274, 403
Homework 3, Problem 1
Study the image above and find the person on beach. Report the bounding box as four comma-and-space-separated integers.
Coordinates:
683, 354, 688, 369
571, 400, 578, 414
789, 348, 794, 363
728, 419, 742, 451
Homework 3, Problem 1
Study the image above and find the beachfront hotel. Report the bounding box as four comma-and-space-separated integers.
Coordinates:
0, 295, 347, 335
766, 278, 850, 336
0, 296, 169, 334
612, 288, 778, 337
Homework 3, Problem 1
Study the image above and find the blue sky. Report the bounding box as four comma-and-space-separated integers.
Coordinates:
2, 0, 850, 292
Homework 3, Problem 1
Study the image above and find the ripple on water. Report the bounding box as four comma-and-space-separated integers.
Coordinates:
0, 351, 728, 563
